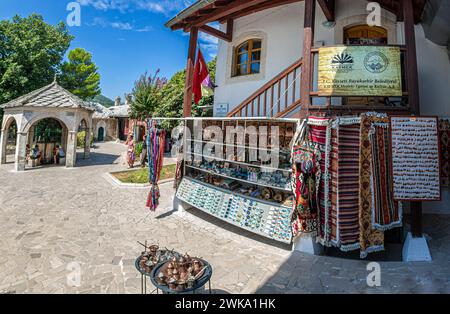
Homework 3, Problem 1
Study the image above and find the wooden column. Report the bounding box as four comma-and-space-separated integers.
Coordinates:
300, 0, 316, 117
183, 27, 199, 118
403, 0, 422, 237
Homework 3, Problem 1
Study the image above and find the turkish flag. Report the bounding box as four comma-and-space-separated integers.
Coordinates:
192, 49, 209, 104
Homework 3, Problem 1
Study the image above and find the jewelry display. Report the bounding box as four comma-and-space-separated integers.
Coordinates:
178, 118, 298, 244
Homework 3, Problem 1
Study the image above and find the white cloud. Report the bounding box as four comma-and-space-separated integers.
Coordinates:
88, 17, 154, 32
199, 32, 219, 45
77, 0, 130, 12
110, 22, 133, 30
78, 0, 195, 16
136, 26, 154, 32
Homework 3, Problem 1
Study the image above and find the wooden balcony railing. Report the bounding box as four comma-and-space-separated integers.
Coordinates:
227, 58, 303, 118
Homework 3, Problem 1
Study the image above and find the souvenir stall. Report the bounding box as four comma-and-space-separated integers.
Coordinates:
176, 118, 297, 244
171, 114, 441, 259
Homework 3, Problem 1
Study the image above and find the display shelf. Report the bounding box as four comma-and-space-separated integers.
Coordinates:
185, 164, 291, 192
188, 139, 291, 155
176, 177, 293, 244
188, 152, 292, 173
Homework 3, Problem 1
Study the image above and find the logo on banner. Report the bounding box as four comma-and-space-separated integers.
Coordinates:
331, 52, 354, 73
364, 51, 389, 73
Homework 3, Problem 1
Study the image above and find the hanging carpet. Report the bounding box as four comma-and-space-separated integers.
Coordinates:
439, 119, 450, 187
369, 122, 402, 231
291, 120, 321, 236
308, 117, 332, 247
330, 117, 361, 252
359, 113, 385, 258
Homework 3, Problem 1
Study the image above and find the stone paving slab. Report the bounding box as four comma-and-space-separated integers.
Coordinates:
0, 142, 449, 294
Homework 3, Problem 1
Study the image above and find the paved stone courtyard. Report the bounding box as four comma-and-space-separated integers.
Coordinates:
0, 142, 449, 294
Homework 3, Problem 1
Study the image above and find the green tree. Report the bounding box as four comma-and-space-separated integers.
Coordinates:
130, 71, 167, 120
154, 58, 216, 129
59, 48, 101, 100
0, 14, 73, 104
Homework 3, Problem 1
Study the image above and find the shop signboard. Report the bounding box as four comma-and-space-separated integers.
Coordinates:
318, 46, 402, 96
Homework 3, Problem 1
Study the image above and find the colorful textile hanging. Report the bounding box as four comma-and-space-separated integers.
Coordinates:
307, 117, 332, 246
146, 120, 166, 211
369, 122, 402, 231
439, 119, 450, 187
291, 120, 321, 236
330, 117, 361, 252
173, 123, 185, 190
291, 146, 321, 236
359, 113, 385, 258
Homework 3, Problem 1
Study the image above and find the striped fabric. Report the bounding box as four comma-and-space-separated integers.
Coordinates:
330, 123, 361, 251
370, 125, 402, 231
308, 118, 332, 246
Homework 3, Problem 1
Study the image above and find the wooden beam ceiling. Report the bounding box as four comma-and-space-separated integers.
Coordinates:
170, 0, 427, 32
219, 0, 302, 23
192, 0, 269, 28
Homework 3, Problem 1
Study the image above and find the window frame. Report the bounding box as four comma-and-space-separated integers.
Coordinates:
233, 39, 262, 77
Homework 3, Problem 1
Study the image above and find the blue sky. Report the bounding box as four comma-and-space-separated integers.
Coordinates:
0, 0, 219, 100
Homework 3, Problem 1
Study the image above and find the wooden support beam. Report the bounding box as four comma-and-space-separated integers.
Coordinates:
183, 27, 198, 118
403, 0, 420, 115
220, 0, 301, 23
396, 0, 404, 22
318, 0, 335, 22
192, 0, 268, 27
198, 19, 233, 42
403, 0, 422, 238
300, 0, 316, 117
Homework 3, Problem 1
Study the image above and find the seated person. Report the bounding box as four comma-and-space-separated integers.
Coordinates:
53, 145, 60, 164
31, 145, 41, 163
25, 144, 31, 163
58, 146, 65, 160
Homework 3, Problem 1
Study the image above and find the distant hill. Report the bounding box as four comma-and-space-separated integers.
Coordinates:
92, 95, 115, 107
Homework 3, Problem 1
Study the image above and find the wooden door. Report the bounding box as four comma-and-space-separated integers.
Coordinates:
344, 25, 388, 106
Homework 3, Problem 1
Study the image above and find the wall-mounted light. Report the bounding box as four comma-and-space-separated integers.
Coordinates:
322, 21, 336, 29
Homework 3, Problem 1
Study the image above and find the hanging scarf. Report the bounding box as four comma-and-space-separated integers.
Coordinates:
173, 123, 185, 189
146, 120, 166, 211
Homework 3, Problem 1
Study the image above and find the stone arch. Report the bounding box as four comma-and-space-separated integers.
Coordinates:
26, 116, 70, 166
21, 112, 75, 134
95, 120, 107, 141
0, 115, 19, 164
2, 115, 19, 132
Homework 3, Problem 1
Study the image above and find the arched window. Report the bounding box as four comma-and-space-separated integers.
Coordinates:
233, 39, 262, 77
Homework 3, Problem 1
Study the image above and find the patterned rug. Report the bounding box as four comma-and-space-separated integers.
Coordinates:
291, 146, 321, 236
439, 119, 450, 187
359, 113, 385, 258
370, 123, 402, 231
330, 118, 361, 251
291, 120, 321, 236
308, 117, 332, 246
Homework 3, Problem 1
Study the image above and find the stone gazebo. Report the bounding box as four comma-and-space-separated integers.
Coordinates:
0, 80, 94, 171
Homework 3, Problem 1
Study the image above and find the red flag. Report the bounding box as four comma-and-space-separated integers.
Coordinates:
193, 49, 209, 104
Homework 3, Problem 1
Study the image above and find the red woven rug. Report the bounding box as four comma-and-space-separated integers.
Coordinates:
330, 121, 361, 251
